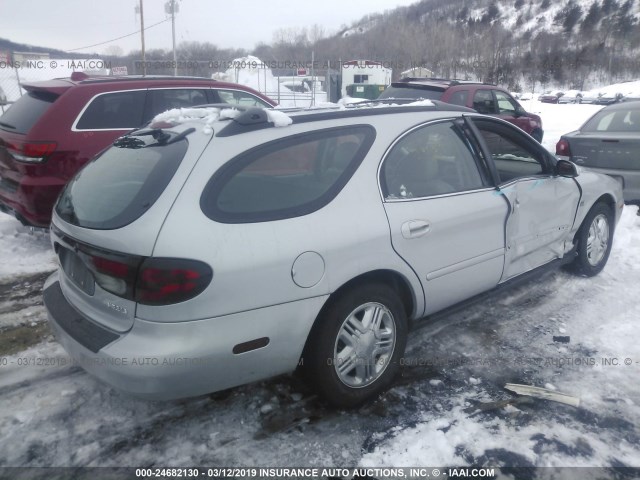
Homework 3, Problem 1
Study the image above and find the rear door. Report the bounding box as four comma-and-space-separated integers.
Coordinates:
470, 117, 580, 281
381, 119, 508, 316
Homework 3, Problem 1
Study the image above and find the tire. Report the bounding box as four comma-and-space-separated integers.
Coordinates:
302, 283, 408, 408
531, 129, 543, 143
568, 202, 614, 277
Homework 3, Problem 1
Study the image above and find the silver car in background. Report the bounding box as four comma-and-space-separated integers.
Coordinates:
557, 101, 640, 205
44, 102, 623, 407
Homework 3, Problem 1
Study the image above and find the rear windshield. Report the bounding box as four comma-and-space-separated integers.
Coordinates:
378, 86, 444, 101
582, 108, 640, 132
0, 90, 58, 134
55, 131, 189, 229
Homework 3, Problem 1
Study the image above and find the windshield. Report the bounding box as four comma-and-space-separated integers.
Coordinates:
56, 131, 189, 229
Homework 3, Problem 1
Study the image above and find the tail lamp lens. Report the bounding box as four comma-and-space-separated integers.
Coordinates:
136, 258, 213, 306
556, 139, 571, 157
8, 140, 57, 163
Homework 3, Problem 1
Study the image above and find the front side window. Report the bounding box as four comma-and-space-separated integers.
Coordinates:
201, 126, 375, 223
474, 120, 547, 183
76, 90, 146, 130
494, 91, 518, 115
473, 89, 497, 114
381, 121, 485, 200
213, 89, 271, 108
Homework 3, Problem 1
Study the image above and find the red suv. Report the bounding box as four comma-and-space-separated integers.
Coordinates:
378, 78, 543, 142
0, 73, 276, 227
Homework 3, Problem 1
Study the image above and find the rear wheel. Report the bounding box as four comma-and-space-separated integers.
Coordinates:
568, 202, 614, 276
302, 283, 408, 408
531, 128, 543, 143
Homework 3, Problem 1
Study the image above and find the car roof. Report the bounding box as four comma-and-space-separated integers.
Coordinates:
19, 73, 277, 105
145, 101, 475, 139
391, 77, 496, 89
601, 100, 640, 111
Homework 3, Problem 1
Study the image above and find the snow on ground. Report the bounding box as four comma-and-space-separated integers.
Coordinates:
0, 103, 639, 471
518, 99, 603, 153
0, 216, 56, 280
361, 206, 640, 471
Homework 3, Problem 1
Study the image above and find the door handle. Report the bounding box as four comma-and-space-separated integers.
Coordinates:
401, 220, 431, 239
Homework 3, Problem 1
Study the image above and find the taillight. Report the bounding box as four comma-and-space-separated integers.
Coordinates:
54, 228, 212, 306
556, 138, 571, 157
136, 258, 213, 306
90, 255, 139, 297
7, 140, 57, 163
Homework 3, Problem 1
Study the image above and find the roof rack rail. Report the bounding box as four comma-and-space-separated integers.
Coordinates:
215, 100, 474, 137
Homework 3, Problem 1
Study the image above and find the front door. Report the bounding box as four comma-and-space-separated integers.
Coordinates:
470, 117, 581, 280
380, 120, 508, 316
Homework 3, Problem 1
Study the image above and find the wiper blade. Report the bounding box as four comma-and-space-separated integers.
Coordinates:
130, 127, 195, 145
165, 127, 195, 145
0, 121, 16, 130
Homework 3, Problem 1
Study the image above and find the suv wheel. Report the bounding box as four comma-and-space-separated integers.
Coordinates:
568, 202, 613, 277
303, 284, 408, 408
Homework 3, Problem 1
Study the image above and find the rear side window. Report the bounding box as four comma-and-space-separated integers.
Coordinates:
75, 90, 146, 130
144, 89, 209, 122
378, 86, 444, 100
0, 90, 58, 134
201, 126, 376, 223
448, 90, 469, 106
55, 132, 189, 229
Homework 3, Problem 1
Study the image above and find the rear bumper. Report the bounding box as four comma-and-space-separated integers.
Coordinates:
0, 174, 66, 227
44, 272, 326, 400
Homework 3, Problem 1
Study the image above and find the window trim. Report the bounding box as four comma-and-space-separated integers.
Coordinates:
469, 116, 554, 186
200, 125, 376, 224
377, 118, 491, 202
210, 88, 274, 108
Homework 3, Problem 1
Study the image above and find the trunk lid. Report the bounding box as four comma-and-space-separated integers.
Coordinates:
569, 132, 640, 170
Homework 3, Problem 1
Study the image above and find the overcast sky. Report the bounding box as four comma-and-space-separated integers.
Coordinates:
1, 0, 418, 55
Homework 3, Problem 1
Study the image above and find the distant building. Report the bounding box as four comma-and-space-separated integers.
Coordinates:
401, 67, 434, 78
341, 60, 392, 99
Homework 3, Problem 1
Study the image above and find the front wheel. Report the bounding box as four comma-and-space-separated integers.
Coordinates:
302, 284, 408, 408
568, 202, 614, 276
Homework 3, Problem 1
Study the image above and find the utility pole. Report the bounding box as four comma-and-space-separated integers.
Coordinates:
168, 0, 178, 76
139, 0, 146, 75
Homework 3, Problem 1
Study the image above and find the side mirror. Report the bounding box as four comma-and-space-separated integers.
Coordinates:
556, 159, 578, 178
